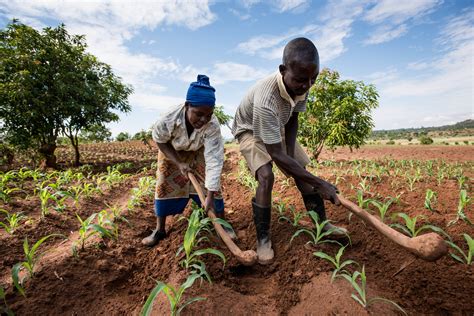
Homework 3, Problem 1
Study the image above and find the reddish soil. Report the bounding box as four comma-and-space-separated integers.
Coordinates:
321, 144, 474, 162
1, 145, 473, 315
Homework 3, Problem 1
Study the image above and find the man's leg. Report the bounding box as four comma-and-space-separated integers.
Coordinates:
254, 163, 274, 264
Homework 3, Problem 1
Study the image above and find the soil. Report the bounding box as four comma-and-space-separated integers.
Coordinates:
1, 144, 473, 315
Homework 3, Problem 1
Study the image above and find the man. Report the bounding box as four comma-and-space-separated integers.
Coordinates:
232, 37, 346, 264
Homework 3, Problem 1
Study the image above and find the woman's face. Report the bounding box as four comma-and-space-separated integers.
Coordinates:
185, 104, 214, 129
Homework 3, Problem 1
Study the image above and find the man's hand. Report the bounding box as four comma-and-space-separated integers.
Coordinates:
312, 179, 340, 205
177, 162, 191, 178
204, 191, 215, 211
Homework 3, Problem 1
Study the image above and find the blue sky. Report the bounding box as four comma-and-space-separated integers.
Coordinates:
1, 0, 473, 138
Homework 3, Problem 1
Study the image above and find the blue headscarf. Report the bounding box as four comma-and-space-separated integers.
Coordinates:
186, 74, 216, 107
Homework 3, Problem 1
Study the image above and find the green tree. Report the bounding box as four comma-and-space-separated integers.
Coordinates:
213, 105, 233, 130
132, 130, 152, 148
80, 124, 112, 143
298, 68, 378, 159
0, 21, 132, 167
116, 132, 131, 142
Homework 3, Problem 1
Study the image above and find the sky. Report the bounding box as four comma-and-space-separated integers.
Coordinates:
0, 0, 473, 139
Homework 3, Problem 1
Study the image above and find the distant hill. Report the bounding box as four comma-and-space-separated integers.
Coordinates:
370, 119, 474, 140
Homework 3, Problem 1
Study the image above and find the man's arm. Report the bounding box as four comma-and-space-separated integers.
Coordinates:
284, 112, 298, 158
265, 142, 339, 204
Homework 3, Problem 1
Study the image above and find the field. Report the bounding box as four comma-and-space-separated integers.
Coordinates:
1, 141, 473, 315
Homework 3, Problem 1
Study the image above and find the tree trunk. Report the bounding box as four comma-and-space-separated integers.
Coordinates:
39, 143, 57, 169
70, 134, 80, 167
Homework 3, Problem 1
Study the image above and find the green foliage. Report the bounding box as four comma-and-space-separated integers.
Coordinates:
0, 284, 14, 316
424, 189, 437, 212
140, 272, 206, 316
79, 124, 112, 143
213, 105, 233, 129
116, 132, 131, 142
313, 246, 358, 282
446, 234, 473, 265
340, 266, 407, 314
419, 136, 434, 145
176, 205, 227, 281
449, 190, 472, 226
12, 234, 62, 295
237, 159, 258, 192
0, 208, 26, 234
73, 212, 116, 255
290, 211, 347, 246
370, 198, 395, 223
278, 205, 304, 227
298, 68, 379, 159
0, 21, 132, 167
391, 213, 449, 238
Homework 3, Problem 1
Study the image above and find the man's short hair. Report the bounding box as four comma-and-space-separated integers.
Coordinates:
282, 37, 319, 66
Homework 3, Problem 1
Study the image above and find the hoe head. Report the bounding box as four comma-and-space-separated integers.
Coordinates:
409, 232, 448, 262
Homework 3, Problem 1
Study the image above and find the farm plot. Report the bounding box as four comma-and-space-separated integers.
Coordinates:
0, 144, 473, 315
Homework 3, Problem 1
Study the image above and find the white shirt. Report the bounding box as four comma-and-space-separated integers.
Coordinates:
152, 104, 224, 192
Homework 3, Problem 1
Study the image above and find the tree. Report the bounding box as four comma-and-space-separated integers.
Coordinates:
298, 68, 379, 159
80, 124, 112, 143
0, 21, 132, 167
132, 130, 152, 148
116, 132, 131, 142
213, 105, 233, 130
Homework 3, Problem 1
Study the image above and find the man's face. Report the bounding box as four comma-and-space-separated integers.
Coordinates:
185, 105, 214, 129
280, 61, 319, 97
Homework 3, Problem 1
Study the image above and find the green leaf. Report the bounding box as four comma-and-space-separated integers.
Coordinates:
140, 281, 166, 316
177, 297, 206, 314
12, 262, 25, 296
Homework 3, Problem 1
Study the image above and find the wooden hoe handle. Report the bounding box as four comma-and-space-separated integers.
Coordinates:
188, 173, 257, 266
338, 194, 447, 262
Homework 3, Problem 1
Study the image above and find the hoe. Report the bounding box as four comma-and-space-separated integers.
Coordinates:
188, 172, 258, 266
338, 195, 448, 261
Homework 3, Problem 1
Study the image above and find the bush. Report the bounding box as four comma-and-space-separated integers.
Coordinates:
386, 140, 395, 145
419, 136, 434, 145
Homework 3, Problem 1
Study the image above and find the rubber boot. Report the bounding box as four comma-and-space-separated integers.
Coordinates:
252, 199, 274, 264
141, 217, 167, 247
302, 192, 348, 236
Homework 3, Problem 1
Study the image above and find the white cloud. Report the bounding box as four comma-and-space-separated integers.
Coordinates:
364, 24, 408, 45
364, 0, 442, 24
372, 9, 473, 129
363, 0, 442, 44
275, 0, 310, 13
229, 8, 251, 20
180, 62, 271, 86
236, 0, 366, 63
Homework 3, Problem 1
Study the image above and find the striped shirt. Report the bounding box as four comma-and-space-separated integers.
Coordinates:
152, 104, 224, 192
232, 71, 307, 144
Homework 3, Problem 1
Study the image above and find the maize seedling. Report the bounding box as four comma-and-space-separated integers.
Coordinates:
313, 245, 358, 282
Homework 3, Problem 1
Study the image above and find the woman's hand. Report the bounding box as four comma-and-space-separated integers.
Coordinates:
177, 162, 191, 178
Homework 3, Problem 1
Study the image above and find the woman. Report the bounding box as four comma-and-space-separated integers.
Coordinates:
142, 74, 230, 247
